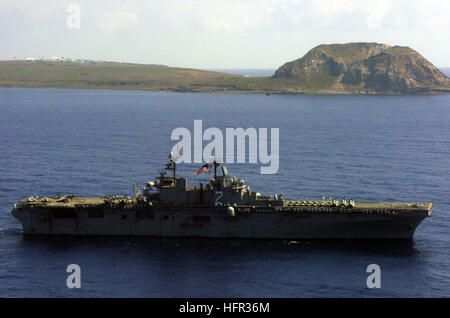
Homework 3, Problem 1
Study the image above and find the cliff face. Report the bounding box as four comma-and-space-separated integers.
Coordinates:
273, 43, 450, 93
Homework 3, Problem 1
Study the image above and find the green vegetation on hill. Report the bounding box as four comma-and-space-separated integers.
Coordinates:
0, 61, 257, 92
1, 43, 449, 94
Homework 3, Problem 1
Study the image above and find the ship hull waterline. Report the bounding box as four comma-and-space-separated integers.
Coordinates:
11, 206, 431, 239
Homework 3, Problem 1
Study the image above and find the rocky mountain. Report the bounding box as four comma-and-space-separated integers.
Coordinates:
273, 42, 450, 94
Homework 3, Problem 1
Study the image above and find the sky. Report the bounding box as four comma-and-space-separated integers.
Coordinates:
0, 0, 449, 69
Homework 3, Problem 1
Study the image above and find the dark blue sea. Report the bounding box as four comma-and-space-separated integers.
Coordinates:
0, 87, 448, 297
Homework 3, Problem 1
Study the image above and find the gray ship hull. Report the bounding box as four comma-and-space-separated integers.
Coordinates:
12, 205, 430, 239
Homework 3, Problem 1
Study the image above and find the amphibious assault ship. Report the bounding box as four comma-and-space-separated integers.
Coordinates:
12, 154, 432, 239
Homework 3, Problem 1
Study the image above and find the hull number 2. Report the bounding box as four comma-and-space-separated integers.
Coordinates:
215, 191, 223, 206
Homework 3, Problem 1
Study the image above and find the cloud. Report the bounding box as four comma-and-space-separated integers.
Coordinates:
0, 0, 448, 67
96, 10, 138, 33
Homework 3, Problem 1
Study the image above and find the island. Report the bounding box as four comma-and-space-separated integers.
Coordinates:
1, 42, 449, 94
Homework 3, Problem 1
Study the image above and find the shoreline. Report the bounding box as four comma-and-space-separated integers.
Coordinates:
1, 58, 449, 95
1, 83, 449, 96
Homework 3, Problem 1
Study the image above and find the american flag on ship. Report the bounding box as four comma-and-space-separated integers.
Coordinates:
194, 163, 212, 176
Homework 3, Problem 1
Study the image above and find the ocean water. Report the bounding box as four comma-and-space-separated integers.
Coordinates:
0, 87, 448, 297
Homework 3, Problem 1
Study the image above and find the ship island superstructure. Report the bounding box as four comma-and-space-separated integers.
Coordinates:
11, 155, 432, 239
